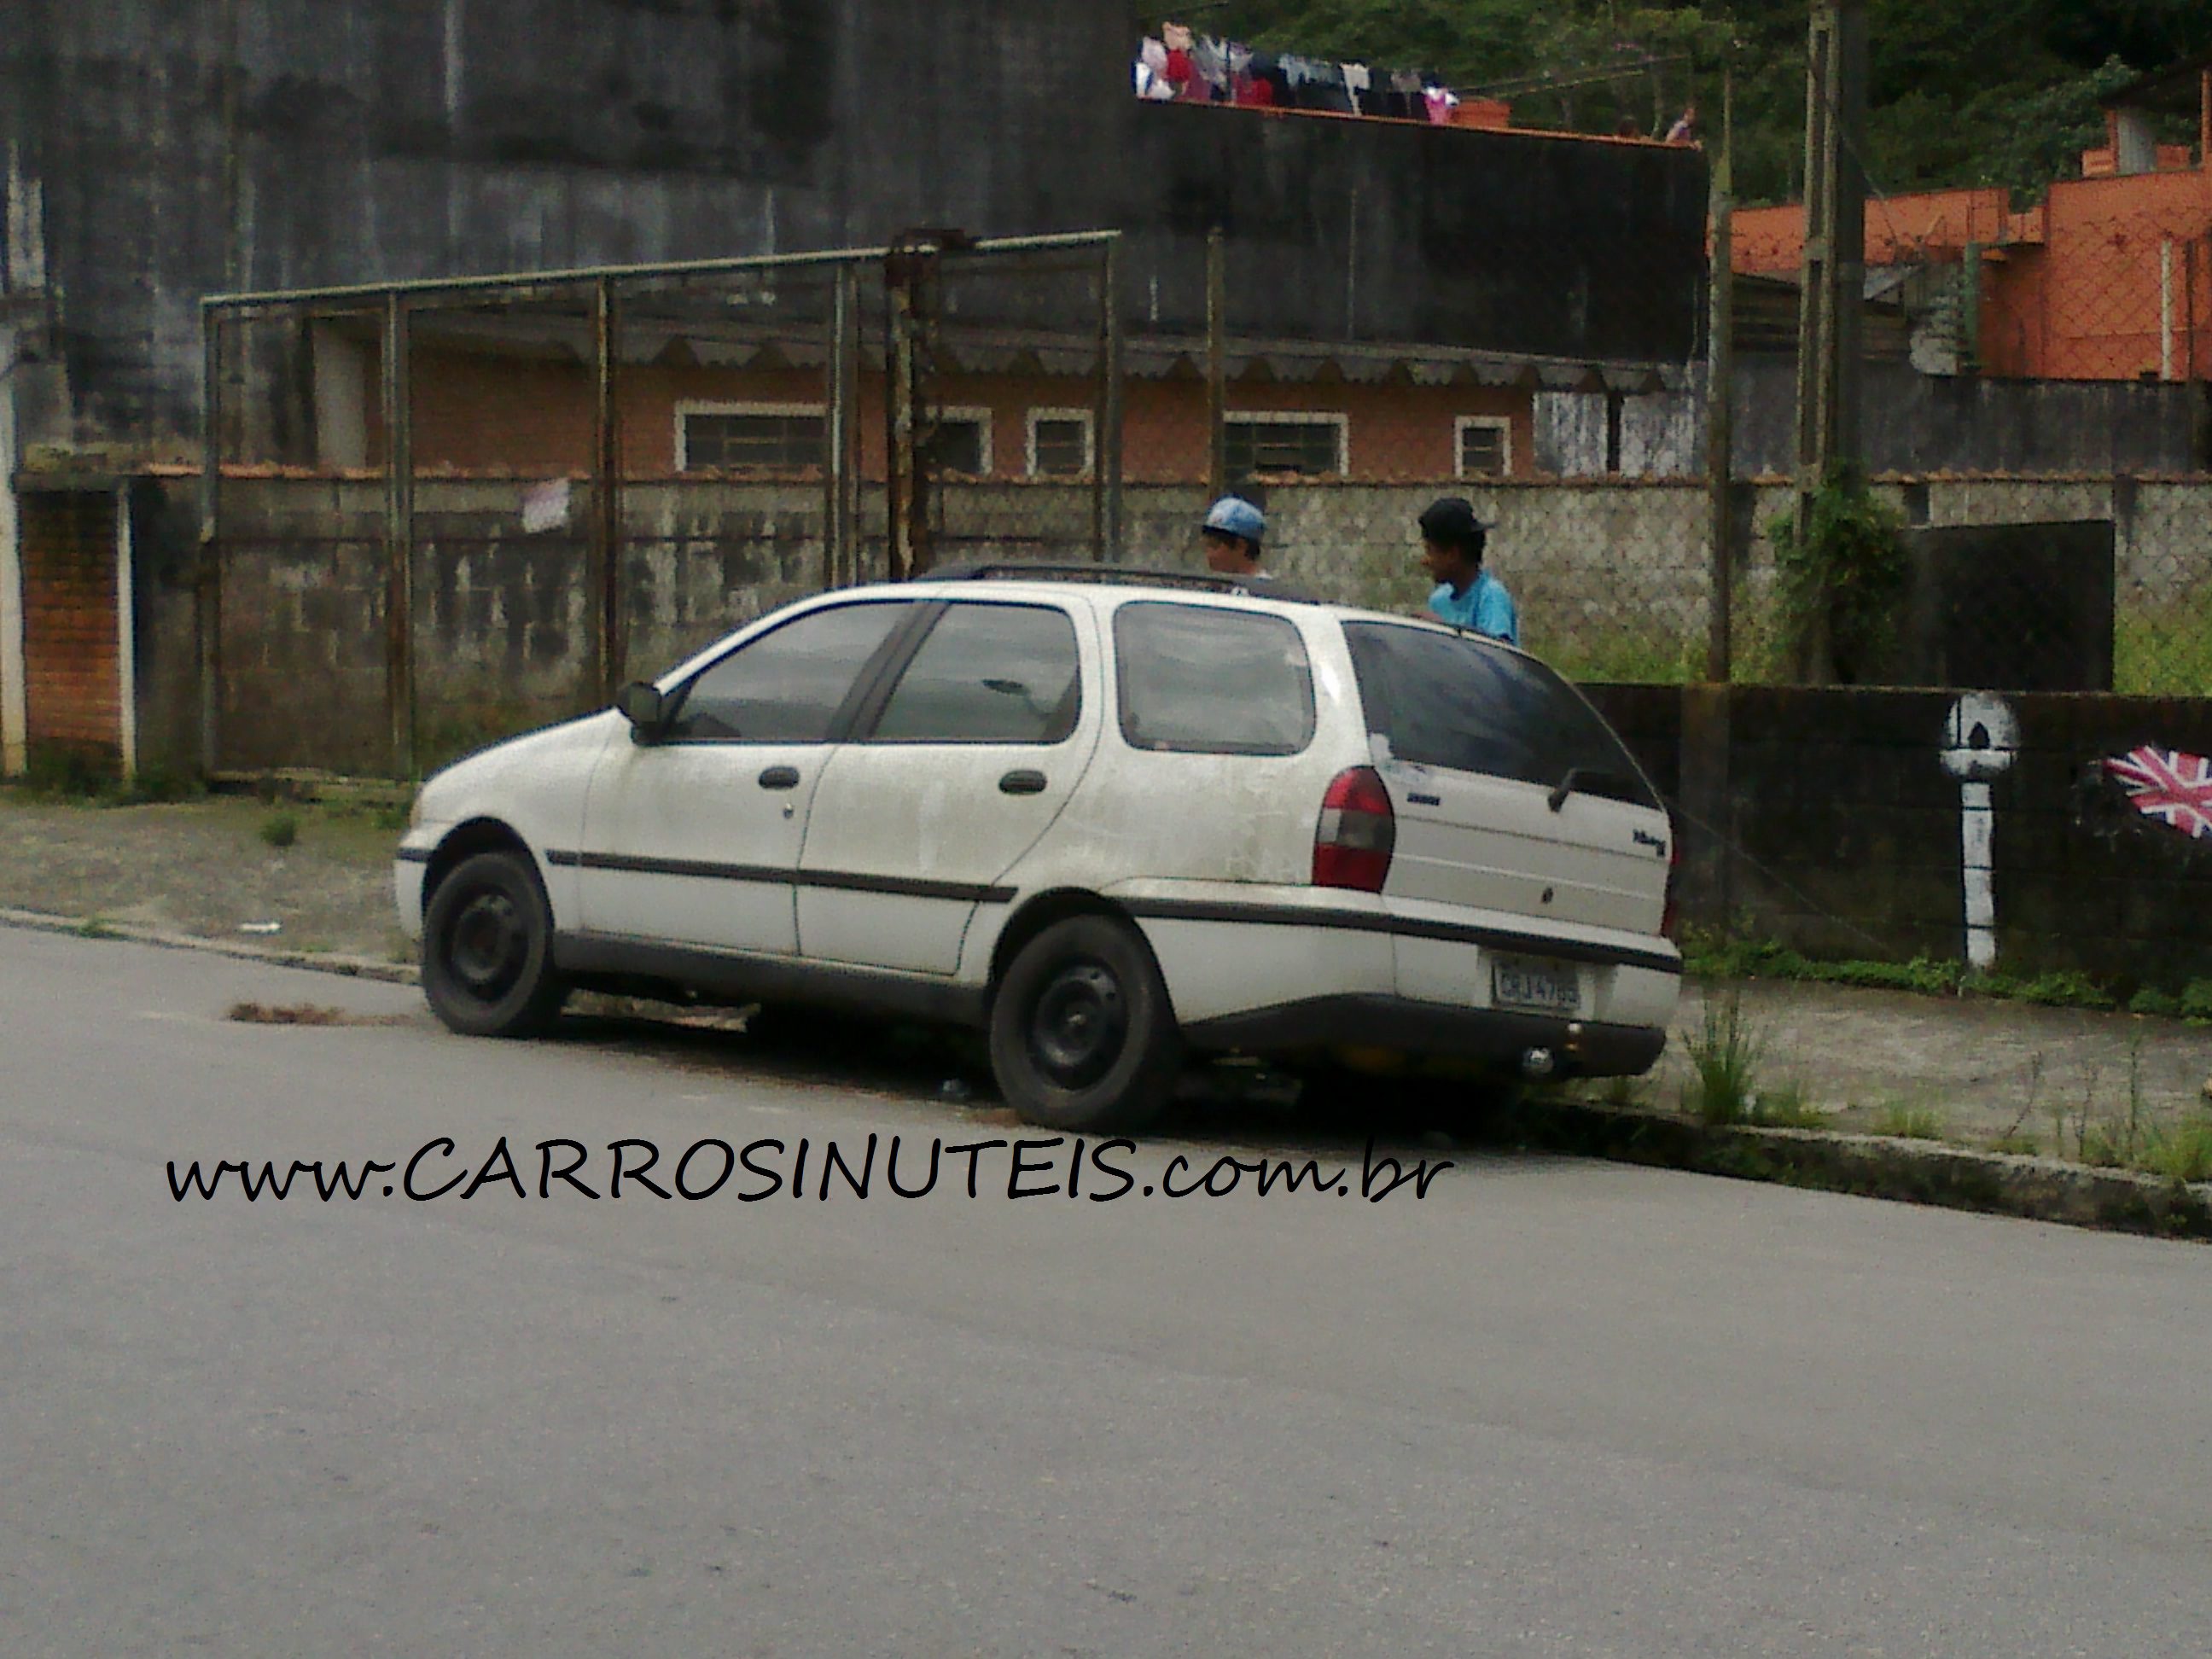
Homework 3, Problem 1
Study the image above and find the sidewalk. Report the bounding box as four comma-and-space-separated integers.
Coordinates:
3, 789, 2207, 1167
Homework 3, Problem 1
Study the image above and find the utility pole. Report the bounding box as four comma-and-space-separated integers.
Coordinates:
1791, 0, 1867, 683
1704, 66, 1735, 684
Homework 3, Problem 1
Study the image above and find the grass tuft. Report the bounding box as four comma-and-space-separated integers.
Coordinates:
1681, 992, 1766, 1126
1869, 1102, 1943, 1141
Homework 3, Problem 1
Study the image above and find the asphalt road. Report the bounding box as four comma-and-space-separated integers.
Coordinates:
4, 928, 2209, 1657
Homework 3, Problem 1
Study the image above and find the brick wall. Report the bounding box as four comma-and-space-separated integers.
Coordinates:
381, 352, 1538, 485
20, 490, 120, 765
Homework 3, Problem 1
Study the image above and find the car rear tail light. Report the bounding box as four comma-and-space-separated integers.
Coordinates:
1662, 836, 1682, 940
1314, 766, 1396, 894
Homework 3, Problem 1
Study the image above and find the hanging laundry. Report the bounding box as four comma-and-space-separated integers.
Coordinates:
1161, 21, 1195, 52
1423, 80, 1460, 125
1164, 44, 1196, 96
1134, 60, 1177, 101
1191, 37, 1231, 100
1342, 63, 1371, 115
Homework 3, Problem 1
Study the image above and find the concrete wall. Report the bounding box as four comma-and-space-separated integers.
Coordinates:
114, 469, 2212, 780
102, 469, 2212, 990
1536, 360, 2209, 478
0, 0, 1703, 457
1586, 684, 2212, 992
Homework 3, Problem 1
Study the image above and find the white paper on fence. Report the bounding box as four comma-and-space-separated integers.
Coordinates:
521, 478, 572, 535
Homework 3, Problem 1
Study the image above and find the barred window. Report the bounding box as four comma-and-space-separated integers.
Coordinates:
931, 414, 992, 477
1027, 410, 1094, 477
678, 406, 825, 472
1457, 417, 1512, 479
1225, 415, 1346, 479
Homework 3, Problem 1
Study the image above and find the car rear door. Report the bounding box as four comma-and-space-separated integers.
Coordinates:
795, 597, 1099, 975
1339, 622, 1674, 1010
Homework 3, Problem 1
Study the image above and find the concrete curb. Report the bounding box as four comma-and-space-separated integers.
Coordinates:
0, 906, 419, 987
1520, 1099, 2212, 1243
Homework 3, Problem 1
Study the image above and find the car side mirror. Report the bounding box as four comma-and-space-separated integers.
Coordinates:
615, 681, 669, 743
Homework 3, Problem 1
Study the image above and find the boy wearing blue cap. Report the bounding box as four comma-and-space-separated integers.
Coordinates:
1418, 497, 1517, 644
1200, 496, 1272, 580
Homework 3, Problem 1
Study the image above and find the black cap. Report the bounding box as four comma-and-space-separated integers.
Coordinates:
1417, 497, 1488, 548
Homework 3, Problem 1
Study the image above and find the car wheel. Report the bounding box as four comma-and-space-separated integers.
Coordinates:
989, 915, 1183, 1134
422, 850, 569, 1039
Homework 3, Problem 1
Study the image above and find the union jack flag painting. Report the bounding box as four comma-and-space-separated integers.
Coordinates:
2103, 747, 2212, 841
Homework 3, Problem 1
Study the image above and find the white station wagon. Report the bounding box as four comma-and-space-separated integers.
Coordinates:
396, 566, 1681, 1133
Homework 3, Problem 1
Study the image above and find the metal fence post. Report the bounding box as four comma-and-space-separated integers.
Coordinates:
198, 305, 224, 777
1093, 236, 1125, 562
1704, 68, 1735, 684
590, 276, 622, 702
381, 291, 416, 777
825, 260, 860, 588
1207, 225, 1228, 504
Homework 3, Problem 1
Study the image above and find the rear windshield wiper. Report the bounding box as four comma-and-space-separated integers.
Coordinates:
1548, 766, 1628, 812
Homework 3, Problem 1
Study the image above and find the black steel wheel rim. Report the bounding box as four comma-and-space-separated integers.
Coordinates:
446, 888, 527, 1002
1027, 959, 1128, 1090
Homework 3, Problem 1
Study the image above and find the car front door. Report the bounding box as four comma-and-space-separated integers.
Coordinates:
575, 599, 920, 956
795, 598, 1097, 975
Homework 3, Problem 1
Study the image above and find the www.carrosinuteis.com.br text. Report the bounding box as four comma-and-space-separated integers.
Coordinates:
166, 1134, 1457, 1206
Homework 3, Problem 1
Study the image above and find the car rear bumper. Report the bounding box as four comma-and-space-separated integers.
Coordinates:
1180, 994, 1666, 1079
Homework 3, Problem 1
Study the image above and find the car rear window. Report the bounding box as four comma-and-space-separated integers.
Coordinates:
1114, 602, 1315, 757
1342, 622, 1658, 807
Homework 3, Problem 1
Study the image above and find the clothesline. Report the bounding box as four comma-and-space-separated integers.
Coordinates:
1133, 25, 1479, 125
1132, 22, 1703, 143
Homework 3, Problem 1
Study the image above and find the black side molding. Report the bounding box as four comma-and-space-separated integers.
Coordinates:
1119, 898, 1681, 976
552, 933, 991, 1029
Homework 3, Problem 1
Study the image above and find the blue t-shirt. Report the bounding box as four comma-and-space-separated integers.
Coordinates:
1429, 571, 1518, 645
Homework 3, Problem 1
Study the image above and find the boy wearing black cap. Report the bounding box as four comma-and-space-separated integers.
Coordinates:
1418, 497, 1517, 645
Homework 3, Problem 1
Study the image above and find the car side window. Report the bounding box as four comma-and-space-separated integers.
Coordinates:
868, 602, 1084, 745
1341, 621, 1659, 806
666, 602, 912, 743
1114, 602, 1316, 757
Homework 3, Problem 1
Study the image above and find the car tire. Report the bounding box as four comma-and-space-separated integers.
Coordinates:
422, 850, 569, 1039
989, 915, 1183, 1135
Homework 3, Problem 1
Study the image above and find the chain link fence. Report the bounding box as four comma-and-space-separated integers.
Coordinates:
200, 199, 2212, 783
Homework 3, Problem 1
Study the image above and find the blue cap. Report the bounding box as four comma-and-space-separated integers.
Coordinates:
1202, 496, 1266, 544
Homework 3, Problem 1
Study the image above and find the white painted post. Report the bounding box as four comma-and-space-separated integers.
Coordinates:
1940, 694, 2019, 972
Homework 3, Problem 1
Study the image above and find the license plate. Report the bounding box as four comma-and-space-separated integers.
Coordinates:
1491, 955, 1582, 1015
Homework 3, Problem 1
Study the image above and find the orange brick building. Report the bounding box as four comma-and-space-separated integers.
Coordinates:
348, 336, 1551, 487
1731, 62, 2212, 384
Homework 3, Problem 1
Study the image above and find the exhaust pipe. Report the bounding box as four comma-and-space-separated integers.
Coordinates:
1520, 1046, 1557, 1080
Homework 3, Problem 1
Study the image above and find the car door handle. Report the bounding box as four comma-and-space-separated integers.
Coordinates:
999, 769, 1049, 796
758, 765, 801, 791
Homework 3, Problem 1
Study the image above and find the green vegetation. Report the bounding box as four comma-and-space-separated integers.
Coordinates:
1869, 1101, 1943, 1141
2116, 605, 2212, 700
1675, 931, 2201, 1016
13, 749, 202, 808
258, 812, 300, 850
1745, 1080, 1832, 1128
1765, 474, 1907, 685
1185, 2, 2211, 206
1680, 990, 1766, 1125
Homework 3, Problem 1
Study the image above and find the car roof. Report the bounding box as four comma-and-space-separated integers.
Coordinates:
877, 562, 1521, 651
